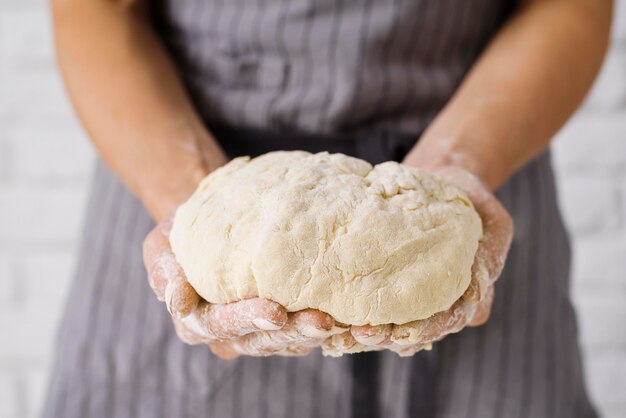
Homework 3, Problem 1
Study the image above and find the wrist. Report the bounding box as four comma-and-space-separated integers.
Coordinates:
140, 160, 206, 222
403, 134, 510, 191
140, 142, 228, 222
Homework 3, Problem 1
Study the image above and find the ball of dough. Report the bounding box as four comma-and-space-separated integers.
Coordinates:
170, 151, 482, 326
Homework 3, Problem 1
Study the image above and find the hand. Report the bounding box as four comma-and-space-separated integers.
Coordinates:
350, 164, 513, 356
142, 214, 347, 359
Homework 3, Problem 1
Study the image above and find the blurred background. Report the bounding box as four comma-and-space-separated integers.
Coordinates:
0, 1, 625, 417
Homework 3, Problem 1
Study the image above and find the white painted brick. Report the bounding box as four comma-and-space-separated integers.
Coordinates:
17, 252, 74, 307
0, 68, 74, 122
0, 0, 45, 10
582, 47, 626, 110
584, 350, 626, 407
24, 368, 47, 418
0, 7, 54, 68
571, 237, 626, 289
0, 308, 60, 367
621, 181, 626, 218
0, 373, 19, 417
552, 111, 626, 173
603, 404, 626, 418
10, 122, 94, 181
557, 177, 620, 236
613, 0, 626, 42
0, 254, 17, 306
0, 185, 86, 247
0, 139, 12, 181
573, 289, 626, 349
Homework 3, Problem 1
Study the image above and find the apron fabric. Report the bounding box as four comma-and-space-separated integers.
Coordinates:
43, 126, 596, 418
151, 0, 514, 134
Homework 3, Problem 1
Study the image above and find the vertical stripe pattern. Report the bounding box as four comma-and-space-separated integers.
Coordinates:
43, 0, 597, 414
151, 0, 511, 134
433, 151, 597, 418
42, 126, 597, 418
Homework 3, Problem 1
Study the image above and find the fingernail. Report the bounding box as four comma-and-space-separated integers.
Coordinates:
391, 323, 425, 345
357, 333, 386, 346
252, 318, 282, 331
165, 283, 175, 316
180, 313, 209, 338
298, 323, 332, 338
329, 322, 350, 335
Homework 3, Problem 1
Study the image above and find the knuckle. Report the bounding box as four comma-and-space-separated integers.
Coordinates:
166, 282, 199, 319
173, 321, 197, 345
149, 275, 166, 301
210, 342, 239, 360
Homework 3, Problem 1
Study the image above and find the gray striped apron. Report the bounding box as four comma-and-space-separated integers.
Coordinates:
43, 126, 596, 418
151, 0, 514, 133
43, 0, 597, 416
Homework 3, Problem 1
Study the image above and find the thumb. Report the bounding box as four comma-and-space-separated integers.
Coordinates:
467, 285, 495, 327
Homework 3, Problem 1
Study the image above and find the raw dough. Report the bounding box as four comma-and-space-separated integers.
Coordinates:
170, 151, 482, 326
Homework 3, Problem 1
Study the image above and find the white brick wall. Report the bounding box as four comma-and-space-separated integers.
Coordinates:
0, 2, 93, 417
551, 5, 626, 414
0, 1, 625, 417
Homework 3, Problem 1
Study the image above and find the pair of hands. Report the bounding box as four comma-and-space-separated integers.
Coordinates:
142, 163, 513, 359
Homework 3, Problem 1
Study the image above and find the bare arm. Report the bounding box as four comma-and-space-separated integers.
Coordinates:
405, 0, 613, 190
51, 0, 227, 221
360, 0, 613, 354
52, 0, 345, 358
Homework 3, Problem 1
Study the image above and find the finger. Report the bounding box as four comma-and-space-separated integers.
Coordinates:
209, 340, 240, 360
243, 309, 347, 352
291, 309, 340, 338
461, 273, 487, 304
196, 298, 288, 339
467, 285, 495, 327
466, 185, 513, 289
421, 300, 467, 341
142, 224, 170, 300
165, 279, 200, 319
351, 324, 393, 346
393, 299, 467, 345
245, 309, 339, 348
276, 345, 315, 357
321, 332, 380, 357
143, 218, 200, 318
432, 166, 514, 290
223, 338, 316, 358
390, 320, 428, 346
228, 309, 347, 356
476, 198, 514, 284
172, 318, 206, 345
387, 342, 432, 357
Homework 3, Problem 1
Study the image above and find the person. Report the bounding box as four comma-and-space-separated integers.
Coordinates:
44, 0, 611, 416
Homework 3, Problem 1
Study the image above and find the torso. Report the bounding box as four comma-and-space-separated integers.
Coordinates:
152, 0, 514, 134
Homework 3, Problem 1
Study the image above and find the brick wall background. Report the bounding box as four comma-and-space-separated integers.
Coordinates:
0, 1, 624, 417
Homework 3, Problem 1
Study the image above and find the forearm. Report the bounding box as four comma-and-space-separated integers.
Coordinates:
51, 0, 227, 221
405, 0, 612, 190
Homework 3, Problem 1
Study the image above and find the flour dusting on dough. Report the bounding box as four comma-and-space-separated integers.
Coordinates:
170, 151, 482, 326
